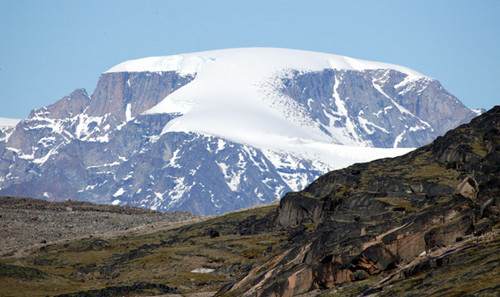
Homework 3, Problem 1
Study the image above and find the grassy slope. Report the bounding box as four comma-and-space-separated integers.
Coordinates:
0, 205, 287, 297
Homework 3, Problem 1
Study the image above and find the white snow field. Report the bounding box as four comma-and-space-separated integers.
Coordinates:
108, 48, 416, 171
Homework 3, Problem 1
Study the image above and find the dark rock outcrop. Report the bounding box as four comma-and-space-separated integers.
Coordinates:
218, 106, 499, 296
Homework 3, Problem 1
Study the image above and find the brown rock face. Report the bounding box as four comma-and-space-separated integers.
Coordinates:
88, 71, 194, 119
277, 192, 325, 227
41, 88, 91, 119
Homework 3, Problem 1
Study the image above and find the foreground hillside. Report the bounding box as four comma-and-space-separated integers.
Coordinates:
0, 197, 197, 255
219, 106, 499, 296
0, 201, 286, 296
0, 106, 498, 297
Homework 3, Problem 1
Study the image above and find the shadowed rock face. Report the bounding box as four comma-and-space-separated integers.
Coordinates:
219, 106, 500, 296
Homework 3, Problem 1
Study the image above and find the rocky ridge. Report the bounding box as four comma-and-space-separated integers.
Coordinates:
218, 106, 500, 296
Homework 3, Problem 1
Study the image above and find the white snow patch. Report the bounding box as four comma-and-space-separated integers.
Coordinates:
112, 199, 121, 205
409, 125, 427, 132
373, 110, 383, 117
191, 268, 214, 274
393, 131, 406, 148
113, 188, 125, 197
37, 137, 56, 148
86, 162, 120, 169
125, 103, 133, 122
217, 161, 242, 192
168, 177, 193, 207
216, 138, 226, 153
168, 149, 182, 168
357, 117, 389, 135
32, 145, 61, 165
472, 109, 483, 116
372, 80, 413, 116
0, 117, 21, 128
148, 135, 161, 143
394, 75, 414, 89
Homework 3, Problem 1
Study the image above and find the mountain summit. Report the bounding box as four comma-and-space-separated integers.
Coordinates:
106, 48, 470, 148
0, 48, 477, 214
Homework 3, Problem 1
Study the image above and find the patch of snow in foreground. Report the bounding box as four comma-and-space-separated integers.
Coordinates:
191, 268, 215, 273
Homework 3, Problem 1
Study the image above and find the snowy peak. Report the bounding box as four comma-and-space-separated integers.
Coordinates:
105, 48, 426, 79
129, 48, 470, 149
0, 48, 478, 215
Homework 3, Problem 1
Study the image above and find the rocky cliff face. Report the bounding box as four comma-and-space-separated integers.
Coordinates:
0, 49, 478, 215
219, 106, 499, 296
276, 69, 475, 148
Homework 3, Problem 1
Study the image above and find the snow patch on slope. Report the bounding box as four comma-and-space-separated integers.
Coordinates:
0, 117, 21, 128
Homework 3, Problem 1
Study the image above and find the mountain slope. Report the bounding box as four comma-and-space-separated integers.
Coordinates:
220, 105, 499, 296
0, 48, 477, 214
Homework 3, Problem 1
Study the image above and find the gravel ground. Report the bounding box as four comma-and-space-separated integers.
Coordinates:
0, 196, 198, 255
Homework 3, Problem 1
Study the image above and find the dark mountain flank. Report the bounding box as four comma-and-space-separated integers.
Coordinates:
0, 107, 497, 297
219, 106, 500, 296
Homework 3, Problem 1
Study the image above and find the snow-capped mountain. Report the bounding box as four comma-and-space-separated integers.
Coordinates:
0, 48, 477, 214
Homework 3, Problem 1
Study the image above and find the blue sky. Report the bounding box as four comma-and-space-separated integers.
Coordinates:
1, 0, 498, 118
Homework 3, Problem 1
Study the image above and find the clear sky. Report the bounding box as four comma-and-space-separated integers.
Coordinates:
1, 0, 498, 119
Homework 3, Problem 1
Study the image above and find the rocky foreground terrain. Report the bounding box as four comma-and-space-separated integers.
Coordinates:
0, 197, 197, 255
0, 107, 498, 297
219, 106, 500, 296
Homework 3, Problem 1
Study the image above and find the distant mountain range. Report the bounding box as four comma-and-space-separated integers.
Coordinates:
0, 48, 478, 215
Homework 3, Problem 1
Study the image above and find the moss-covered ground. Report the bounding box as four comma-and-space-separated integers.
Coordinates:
0, 204, 288, 297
